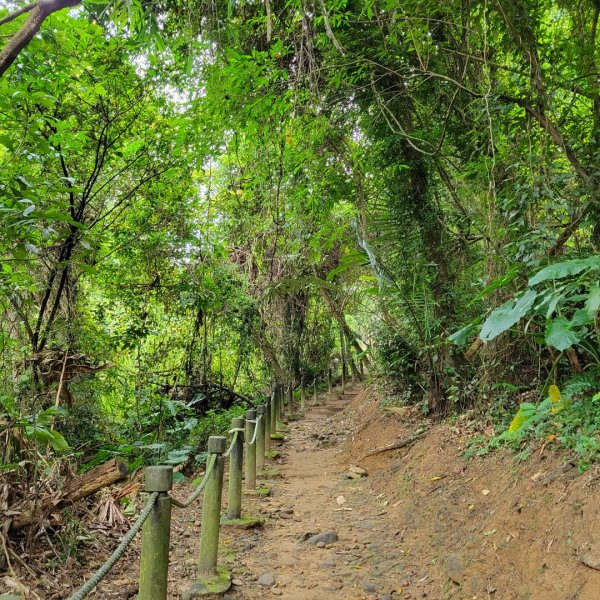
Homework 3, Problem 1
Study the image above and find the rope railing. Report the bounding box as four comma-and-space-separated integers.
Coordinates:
65, 384, 302, 600
169, 454, 217, 509
248, 414, 261, 446
223, 427, 244, 458
67, 492, 159, 600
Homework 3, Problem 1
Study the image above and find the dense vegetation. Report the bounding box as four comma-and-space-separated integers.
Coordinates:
1, 0, 599, 538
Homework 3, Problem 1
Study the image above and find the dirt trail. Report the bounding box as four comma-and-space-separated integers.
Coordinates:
201, 382, 600, 600
218, 384, 408, 600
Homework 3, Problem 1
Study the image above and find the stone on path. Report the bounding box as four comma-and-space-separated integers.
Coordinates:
349, 465, 367, 476
446, 554, 465, 585
306, 531, 338, 545
258, 573, 276, 587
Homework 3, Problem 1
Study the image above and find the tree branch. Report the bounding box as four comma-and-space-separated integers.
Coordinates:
0, 0, 81, 78
0, 2, 38, 27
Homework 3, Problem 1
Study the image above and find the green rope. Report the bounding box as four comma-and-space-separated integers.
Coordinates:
248, 414, 261, 446
67, 491, 159, 600
223, 429, 240, 458
169, 453, 216, 508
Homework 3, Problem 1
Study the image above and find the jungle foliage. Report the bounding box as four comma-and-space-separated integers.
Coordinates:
1, 0, 599, 518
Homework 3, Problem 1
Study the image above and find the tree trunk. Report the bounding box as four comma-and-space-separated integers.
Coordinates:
313, 274, 370, 365
253, 330, 286, 382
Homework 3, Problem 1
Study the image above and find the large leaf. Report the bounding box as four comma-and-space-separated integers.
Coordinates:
448, 322, 478, 346
24, 426, 70, 452
480, 289, 537, 342
529, 256, 600, 286
585, 285, 600, 317
467, 266, 519, 307
545, 317, 581, 351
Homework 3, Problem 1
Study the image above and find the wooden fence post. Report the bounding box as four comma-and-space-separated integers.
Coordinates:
270, 388, 278, 434
256, 404, 266, 471
277, 383, 283, 421
286, 384, 293, 417
198, 436, 226, 576
226, 418, 244, 520
244, 409, 256, 490
138, 466, 173, 600
300, 379, 306, 411
264, 397, 271, 453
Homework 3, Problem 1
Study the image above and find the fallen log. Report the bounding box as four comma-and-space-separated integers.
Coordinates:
7, 458, 128, 531
362, 428, 427, 458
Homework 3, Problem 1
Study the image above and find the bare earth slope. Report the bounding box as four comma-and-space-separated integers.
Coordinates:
219, 383, 600, 600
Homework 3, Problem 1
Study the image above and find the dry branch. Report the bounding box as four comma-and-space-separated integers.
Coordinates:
363, 428, 427, 458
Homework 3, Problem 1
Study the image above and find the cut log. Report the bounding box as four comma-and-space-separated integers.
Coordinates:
7, 458, 128, 531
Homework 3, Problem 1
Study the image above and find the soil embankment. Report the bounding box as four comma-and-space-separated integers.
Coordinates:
217, 384, 600, 599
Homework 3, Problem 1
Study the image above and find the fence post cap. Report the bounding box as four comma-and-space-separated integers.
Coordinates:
257, 404, 266, 415
208, 435, 227, 454
246, 408, 257, 419
145, 465, 173, 492
232, 416, 245, 428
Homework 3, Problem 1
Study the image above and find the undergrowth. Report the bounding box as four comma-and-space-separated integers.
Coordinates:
464, 374, 600, 470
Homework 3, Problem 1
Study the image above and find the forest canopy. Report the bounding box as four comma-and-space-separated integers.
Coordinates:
1, 0, 599, 527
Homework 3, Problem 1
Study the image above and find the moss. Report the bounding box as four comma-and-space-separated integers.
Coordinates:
181, 567, 231, 598
244, 485, 271, 497
220, 515, 264, 528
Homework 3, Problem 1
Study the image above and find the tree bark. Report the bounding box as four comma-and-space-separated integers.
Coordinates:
253, 330, 287, 382
0, 0, 81, 78
313, 270, 370, 365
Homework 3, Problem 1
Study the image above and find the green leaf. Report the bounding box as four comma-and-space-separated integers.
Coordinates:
0, 135, 14, 151
468, 266, 519, 307
11, 244, 28, 261
480, 289, 537, 342
545, 317, 581, 351
448, 322, 478, 346
24, 426, 70, 452
529, 256, 600, 286
79, 264, 98, 274
585, 285, 600, 317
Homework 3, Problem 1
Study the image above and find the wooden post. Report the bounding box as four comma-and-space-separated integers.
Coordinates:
198, 436, 226, 576
227, 418, 244, 520
256, 405, 266, 471
139, 466, 173, 600
286, 384, 293, 416
244, 409, 256, 490
277, 383, 283, 421
270, 388, 278, 434
328, 368, 332, 393
264, 397, 271, 452
341, 332, 346, 395
313, 379, 318, 404
300, 379, 306, 411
